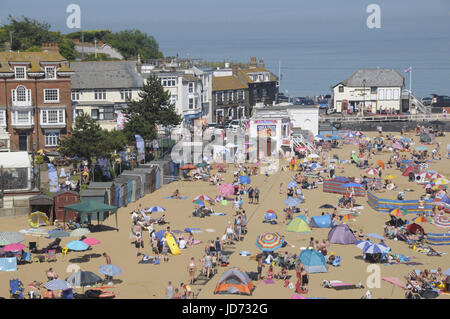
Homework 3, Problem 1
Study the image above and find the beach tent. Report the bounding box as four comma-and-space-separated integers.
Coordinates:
286, 216, 312, 233
328, 224, 356, 244
420, 133, 431, 143
63, 200, 118, 230
214, 268, 255, 296
28, 211, 50, 228
298, 249, 328, 273
309, 215, 332, 228
407, 223, 424, 234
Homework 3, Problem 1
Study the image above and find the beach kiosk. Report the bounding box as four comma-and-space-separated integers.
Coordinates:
0, 151, 33, 191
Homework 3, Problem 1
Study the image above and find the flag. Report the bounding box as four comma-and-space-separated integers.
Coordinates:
48, 163, 59, 192
404, 67, 411, 73
135, 134, 145, 161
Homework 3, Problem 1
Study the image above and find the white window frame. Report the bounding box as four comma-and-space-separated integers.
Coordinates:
94, 90, 106, 100
91, 109, 99, 119
189, 98, 194, 109
386, 89, 392, 100
45, 66, 56, 79
188, 82, 194, 93
12, 110, 33, 125
40, 109, 65, 125
393, 88, 399, 100
378, 89, 385, 101
14, 66, 26, 80
238, 90, 244, 101
120, 89, 132, 100
0, 110, 6, 126
71, 90, 80, 101
44, 130, 60, 147
44, 89, 60, 103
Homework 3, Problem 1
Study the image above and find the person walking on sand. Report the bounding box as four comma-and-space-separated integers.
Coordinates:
135, 232, 143, 257
257, 256, 264, 281
248, 186, 254, 204
103, 252, 111, 264
188, 257, 196, 284
225, 222, 234, 245
280, 183, 284, 194
166, 281, 174, 299
254, 187, 260, 204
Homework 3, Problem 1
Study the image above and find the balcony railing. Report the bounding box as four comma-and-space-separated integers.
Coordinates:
12, 100, 32, 107
12, 118, 34, 128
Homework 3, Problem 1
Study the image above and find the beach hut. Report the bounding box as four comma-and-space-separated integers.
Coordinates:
121, 170, 149, 196
328, 224, 357, 244
298, 249, 328, 273
309, 215, 332, 228
116, 174, 141, 202
113, 180, 128, 208
53, 191, 79, 222
133, 166, 158, 193
114, 176, 133, 204
286, 216, 312, 233
214, 268, 255, 296
87, 182, 115, 206
29, 195, 54, 221
80, 189, 108, 204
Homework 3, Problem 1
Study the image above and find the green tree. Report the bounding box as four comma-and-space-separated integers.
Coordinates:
104, 29, 162, 60
122, 74, 182, 142
58, 113, 108, 167
101, 129, 127, 159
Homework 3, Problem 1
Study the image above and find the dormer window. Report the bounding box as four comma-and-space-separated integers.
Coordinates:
15, 66, 26, 80
45, 66, 56, 79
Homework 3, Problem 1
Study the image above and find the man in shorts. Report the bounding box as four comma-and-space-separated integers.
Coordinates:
257, 256, 264, 281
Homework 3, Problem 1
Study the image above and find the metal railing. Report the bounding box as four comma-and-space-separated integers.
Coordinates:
320, 113, 448, 123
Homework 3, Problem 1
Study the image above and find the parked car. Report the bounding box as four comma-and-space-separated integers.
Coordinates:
292, 97, 315, 105
431, 95, 450, 108
421, 96, 432, 106
319, 99, 329, 109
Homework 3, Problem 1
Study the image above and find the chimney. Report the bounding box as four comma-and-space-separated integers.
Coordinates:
41, 43, 59, 53
249, 56, 257, 67
259, 58, 264, 67
4, 42, 11, 52
232, 64, 239, 76
136, 54, 142, 74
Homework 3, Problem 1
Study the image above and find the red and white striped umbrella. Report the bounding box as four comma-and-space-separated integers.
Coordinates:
193, 195, 212, 202
365, 168, 379, 175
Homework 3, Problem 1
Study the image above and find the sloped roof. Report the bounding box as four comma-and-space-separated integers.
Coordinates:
182, 74, 201, 82
336, 69, 404, 87
0, 51, 70, 73
238, 67, 277, 84
70, 61, 144, 89
212, 75, 248, 91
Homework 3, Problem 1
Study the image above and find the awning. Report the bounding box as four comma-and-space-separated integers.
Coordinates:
0, 151, 31, 168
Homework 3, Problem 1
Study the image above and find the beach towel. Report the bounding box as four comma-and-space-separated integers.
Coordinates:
205, 229, 215, 232
263, 279, 275, 285
0, 257, 17, 272
240, 251, 251, 256
329, 283, 359, 290
212, 213, 226, 216
164, 196, 188, 199
184, 228, 201, 233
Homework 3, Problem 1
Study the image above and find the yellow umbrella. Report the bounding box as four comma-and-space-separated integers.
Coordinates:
433, 178, 449, 185
384, 175, 397, 180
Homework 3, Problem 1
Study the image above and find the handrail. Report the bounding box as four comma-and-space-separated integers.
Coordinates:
320, 113, 448, 123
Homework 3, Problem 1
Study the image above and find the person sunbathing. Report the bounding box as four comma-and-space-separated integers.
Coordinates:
278, 267, 288, 280
46, 268, 58, 280
172, 189, 181, 199
266, 266, 274, 280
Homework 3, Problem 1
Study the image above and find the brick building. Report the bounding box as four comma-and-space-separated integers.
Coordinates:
0, 44, 73, 152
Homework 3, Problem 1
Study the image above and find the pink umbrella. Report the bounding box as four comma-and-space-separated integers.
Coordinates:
291, 294, 308, 299
2, 243, 26, 252
219, 183, 234, 198
82, 238, 101, 246
392, 143, 403, 150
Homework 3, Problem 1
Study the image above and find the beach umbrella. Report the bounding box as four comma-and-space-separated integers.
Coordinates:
296, 147, 307, 152
181, 164, 196, 170
444, 268, 450, 276
66, 241, 89, 251
239, 175, 251, 184
377, 160, 385, 170
354, 131, 364, 137
389, 208, 408, 217
196, 162, 209, 168
264, 210, 277, 220
2, 243, 26, 252
0, 232, 25, 246
365, 168, 379, 175
219, 183, 234, 198
308, 154, 320, 159
320, 204, 335, 209
146, 206, 166, 213
66, 270, 102, 288
432, 185, 446, 191
392, 143, 403, 150
365, 233, 385, 241
98, 264, 122, 277
81, 238, 101, 246
331, 134, 343, 140
434, 178, 449, 185
285, 197, 302, 207
340, 213, 358, 221
341, 182, 363, 188
430, 173, 443, 180
355, 240, 372, 250
412, 216, 432, 223
309, 163, 322, 170
48, 229, 70, 238
256, 233, 284, 252
44, 279, 72, 291
288, 180, 298, 188
315, 134, 325, 140
193, 195, 212, 202
70, 228, 90, 237
364, 243, 390, 254
424, 183, 435, 189
362, 136, 371, 142
193, 199, 209, 207
384, 175, 397, 180
415, 146, 427, 151
345, 131, 355, 138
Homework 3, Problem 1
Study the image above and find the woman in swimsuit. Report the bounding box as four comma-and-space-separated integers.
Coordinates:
188, 257, 196, 284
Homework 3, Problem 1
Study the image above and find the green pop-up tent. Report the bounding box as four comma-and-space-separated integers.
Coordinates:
63, 200, 119, 231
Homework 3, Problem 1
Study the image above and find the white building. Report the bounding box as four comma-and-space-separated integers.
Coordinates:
250, 104, 319, 157
70, 61, 144, 130
332, 69, 404, 114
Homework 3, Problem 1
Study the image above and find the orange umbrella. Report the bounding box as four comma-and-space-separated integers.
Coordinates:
181, 164, 196, 170
377, 160, 385, 170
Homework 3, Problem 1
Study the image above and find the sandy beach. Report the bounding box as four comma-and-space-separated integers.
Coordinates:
0, 130, 449, 299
